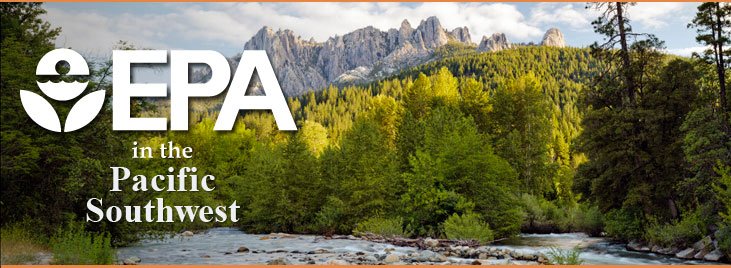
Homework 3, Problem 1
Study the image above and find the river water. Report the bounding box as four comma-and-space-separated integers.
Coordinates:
117, 228, 715, 265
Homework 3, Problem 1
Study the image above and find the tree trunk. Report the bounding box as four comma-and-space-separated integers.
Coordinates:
616, 2, 635, 105
668, 198, 679, 219
714, 3, 729, 133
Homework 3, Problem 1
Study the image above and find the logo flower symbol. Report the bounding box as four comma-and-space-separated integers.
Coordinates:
21, 48, 106, 132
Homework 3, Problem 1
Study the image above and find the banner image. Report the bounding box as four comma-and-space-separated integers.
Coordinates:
0, 1, 729, 266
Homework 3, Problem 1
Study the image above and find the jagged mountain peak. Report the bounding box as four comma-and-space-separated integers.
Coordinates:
237, 17, 565, 96
541, 27, 565, 48
400, 19, 412, 30
478, 33, 511, 52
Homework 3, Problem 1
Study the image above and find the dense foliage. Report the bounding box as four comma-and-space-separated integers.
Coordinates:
1, 3, 730, 259
575, 1, 730, 250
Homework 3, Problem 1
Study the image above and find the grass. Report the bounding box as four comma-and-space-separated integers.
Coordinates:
0, 224, 48, 264
50, 223, 116, 264
547, 246, 584, 265
442, 213, 494, 244
353, 217, 408, 238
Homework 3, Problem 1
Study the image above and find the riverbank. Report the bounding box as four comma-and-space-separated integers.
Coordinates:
626, 234, 727, 262
116, 228, 719, 265
0, 227, 52, 265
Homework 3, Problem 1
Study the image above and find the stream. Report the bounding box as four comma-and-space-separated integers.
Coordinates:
117, 228, 716, 265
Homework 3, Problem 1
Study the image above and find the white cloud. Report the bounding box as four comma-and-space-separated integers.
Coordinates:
43, 2, 547, 55
528, 2, 693, 31
629, 3, 692, 29
44, 7, 171, 56
530, 3, 594, 30
665, 46, 709, 57
175, 2, 545, 42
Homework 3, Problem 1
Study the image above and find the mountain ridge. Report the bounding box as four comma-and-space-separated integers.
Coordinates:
198, 16, 566, 96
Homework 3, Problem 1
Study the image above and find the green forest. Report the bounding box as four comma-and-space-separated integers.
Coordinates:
1, 2, 730, 265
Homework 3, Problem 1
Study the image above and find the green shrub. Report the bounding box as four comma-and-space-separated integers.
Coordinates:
520, 194, 563, 232
353, 217, 407, 238
547, 247, 583, 265
50, 224, 115, 264
314, 196, 349, 235
644, 209, 705, 248
713, 163, 731, 224
603, 208, 643, 241
442, 213, 493, 243
576, 205, 604, 236
716, 225, 731, 257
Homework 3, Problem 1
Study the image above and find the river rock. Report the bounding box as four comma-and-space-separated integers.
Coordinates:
693, 249, 709, 259
693, 236, 713, 251
703, 249, 724, 262
415, 250, 447, 262
363, 255, 379, 264
424, 238, 439, 248
538, 255, 548, 264
122, 256, 141, 265
466, 248, 477, 257
269, 233, 297, 239
627, 241, 643, 251
384, 254, 400, 263
676, 248, 696, 259
237, 246, 250, 253
327, 259, 349, 265
308, 249, 330, 254
181, 231, 194, 237
664, 247, 679, 255
267, 257, 291, 265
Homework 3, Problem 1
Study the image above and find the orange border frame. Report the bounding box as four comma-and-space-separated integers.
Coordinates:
2, 266, 728, 268
0, 0, 721, 2
1, 0, 726, 267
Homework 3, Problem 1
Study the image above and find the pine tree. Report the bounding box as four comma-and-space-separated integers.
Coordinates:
688, 2, 731, 131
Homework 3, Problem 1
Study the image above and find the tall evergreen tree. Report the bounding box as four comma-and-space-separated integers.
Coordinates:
688, 2, 731, 130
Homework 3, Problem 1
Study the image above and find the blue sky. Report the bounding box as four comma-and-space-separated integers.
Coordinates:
43, 2, 702, 59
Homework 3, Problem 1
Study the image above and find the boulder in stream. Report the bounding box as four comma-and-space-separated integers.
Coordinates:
693, 236, 713, 251
675, 248, 696, 259
237, 246, 250, 253
384, 254, 400, 263
122, 256, 141, 265
703, 249, 724, 262
267, 257, 291, 265
327, 259, 349, 265
414, 250, 447, 262
627, 241, 643, 251
424, 238, 439, 248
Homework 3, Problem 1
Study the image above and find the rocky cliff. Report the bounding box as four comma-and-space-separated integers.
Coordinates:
477, 33, 511, 52
226, 17, 566, 96
540, 28, 566, 48
240, 16, 478, 96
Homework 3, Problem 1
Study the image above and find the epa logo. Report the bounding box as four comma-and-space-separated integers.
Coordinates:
21, 48, 106, 132
22, 48, 296, 132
